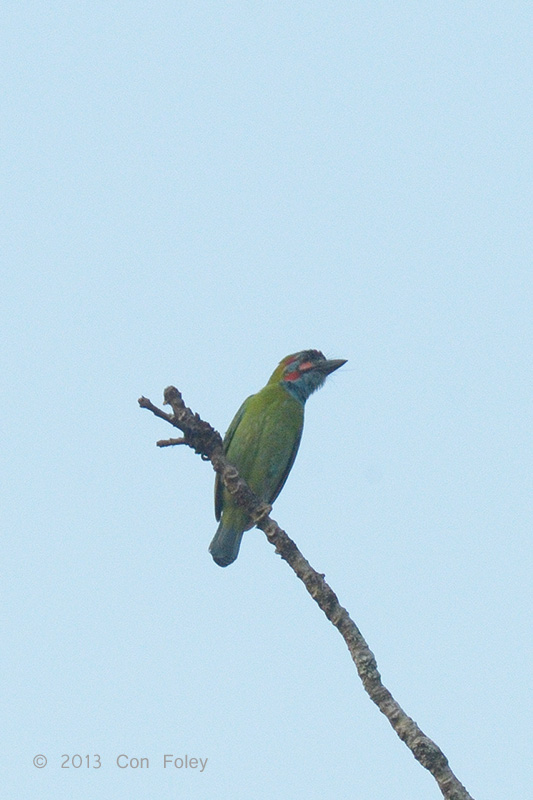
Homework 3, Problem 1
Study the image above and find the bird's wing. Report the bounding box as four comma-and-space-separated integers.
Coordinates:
214, 395, 252, 521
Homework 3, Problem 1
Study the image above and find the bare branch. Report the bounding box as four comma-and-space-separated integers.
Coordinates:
157, 437, 187, 447
139, 388, 475, 800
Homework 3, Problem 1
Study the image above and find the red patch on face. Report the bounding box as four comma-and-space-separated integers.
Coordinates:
284, 369, 301, 381
284, 360, 314, 381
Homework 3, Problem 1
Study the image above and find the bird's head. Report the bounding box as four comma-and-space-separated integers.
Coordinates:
269, 349, 347, 404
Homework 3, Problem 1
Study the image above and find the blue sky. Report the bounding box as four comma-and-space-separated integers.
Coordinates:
3, 3, 532, 798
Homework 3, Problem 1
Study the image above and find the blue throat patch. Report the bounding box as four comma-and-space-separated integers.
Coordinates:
282, 372, 325, 404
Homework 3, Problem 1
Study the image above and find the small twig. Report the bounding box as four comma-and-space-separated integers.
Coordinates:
157, 437, 187, 447
139, 388, 474, 800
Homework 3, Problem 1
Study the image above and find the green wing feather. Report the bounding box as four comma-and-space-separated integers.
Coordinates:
214, 395, 252, 521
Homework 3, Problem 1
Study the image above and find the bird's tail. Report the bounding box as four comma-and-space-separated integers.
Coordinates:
209, 521, 244, 567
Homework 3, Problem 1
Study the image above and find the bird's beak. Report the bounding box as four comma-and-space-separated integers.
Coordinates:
317, 358, 347, 375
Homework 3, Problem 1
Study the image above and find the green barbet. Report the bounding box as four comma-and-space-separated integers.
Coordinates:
209, 349, 347, 566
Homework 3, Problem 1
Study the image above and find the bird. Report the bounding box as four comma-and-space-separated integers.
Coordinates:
209, 350, 347, 567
